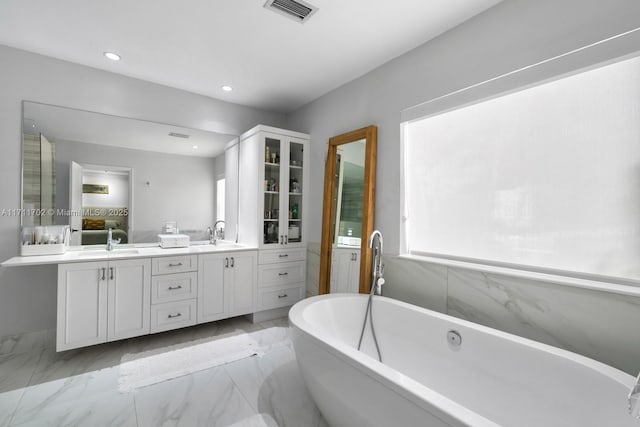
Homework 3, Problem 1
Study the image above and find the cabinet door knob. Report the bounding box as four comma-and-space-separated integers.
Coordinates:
109, 267, 114, 281
230, 257, 235, 268
168, 285, 183, 290
278, 272, 288, 276
278, 294, 288, 298
168, 262, 183, 267
278, 254, 289, 258
100, 267, 106, 281
167, 313, 182, 319
224, 258, 229, 268
284, 235, 288, 245
279, 235, 284, 245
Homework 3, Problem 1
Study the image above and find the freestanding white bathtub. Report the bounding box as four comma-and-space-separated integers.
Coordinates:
289, 294, 639, 427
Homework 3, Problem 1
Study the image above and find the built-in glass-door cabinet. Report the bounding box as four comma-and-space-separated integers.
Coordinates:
238, 125, 309, 250
263, 136, 306, 247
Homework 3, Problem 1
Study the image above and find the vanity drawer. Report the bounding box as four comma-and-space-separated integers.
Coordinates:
150, 299, 197, 333
152, 255, 197, 275
151, 272, 197, 304
259, 248, 306, 265
258, 261, 305, 288
258, 285, 304, 310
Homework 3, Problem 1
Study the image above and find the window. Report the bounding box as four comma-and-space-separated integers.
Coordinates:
402, 54, 640, 280
216, 178, 225, 221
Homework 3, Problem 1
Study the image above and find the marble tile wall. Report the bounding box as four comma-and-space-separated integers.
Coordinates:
378, 254, 640, 375
306, 243, 321, 298
382, 256, 448, 313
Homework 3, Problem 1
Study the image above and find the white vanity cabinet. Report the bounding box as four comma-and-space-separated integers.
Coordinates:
330, 248, 361, 293
150, 255, 198, 333
57, 258, 151, 351
47, 247, 259, 351
198, 251, 257, 323
238, 125, 309, 317
257, 248, 306, 311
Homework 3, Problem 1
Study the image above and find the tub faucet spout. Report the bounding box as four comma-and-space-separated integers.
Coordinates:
368, 230, 385, 295
629, 373, 640, 418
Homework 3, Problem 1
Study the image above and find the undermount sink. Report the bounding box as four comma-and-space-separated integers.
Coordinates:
73, 248, 140, 257
112, 249, 140, 255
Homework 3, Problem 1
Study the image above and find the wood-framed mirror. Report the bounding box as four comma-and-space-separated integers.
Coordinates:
318, 125, 377, 294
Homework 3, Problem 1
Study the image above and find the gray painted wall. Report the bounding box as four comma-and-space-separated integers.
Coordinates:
286, 0, 640, 251
55, 140, 218, 242
288, 0, 640, 373
0, 45, 285, 336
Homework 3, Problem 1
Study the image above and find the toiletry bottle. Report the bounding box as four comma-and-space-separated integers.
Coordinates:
292, 203, 299, 219
265, 146, 270, 163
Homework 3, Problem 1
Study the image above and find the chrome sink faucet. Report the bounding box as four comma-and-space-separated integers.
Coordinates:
106, 228, 120, 251
207, 220, 226, 245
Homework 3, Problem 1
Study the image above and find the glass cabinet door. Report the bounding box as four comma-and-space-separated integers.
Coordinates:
263, 137, 282, 246
286, 140, 304, 245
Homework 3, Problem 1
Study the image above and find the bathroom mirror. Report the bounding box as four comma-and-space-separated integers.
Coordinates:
319, 125, 377, 294
21, 101, 238, 246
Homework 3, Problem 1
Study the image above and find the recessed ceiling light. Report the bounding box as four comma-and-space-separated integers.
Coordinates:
192, 145, 198, 149
104, 52, 121, 61
221, 85, 233, 92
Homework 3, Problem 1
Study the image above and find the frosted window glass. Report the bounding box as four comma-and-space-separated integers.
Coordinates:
404, 55, 640, 279
216, 178, 225, 222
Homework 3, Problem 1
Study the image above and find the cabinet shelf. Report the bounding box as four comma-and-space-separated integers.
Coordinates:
289, 192, 302, 196
289, 165, 303, 169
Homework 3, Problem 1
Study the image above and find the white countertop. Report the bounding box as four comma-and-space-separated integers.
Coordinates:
1, 242, 257, 267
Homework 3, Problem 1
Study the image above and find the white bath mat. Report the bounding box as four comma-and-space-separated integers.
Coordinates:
118, 326, 290, 392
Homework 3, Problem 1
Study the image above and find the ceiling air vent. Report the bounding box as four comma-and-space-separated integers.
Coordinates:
264, 0, 318, 23
168, 132, 190, 139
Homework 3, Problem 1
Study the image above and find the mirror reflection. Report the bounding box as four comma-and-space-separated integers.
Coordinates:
332, 139, 366, 247
319, 125, 377, 295
22, 101, 237, 246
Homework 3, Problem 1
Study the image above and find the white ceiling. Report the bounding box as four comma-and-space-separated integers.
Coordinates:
0, 0, 501, 113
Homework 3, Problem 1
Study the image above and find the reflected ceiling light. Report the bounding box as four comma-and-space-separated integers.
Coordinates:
192, 145, 198, 149
221, 85, 233, 92
104, 52, 121, 61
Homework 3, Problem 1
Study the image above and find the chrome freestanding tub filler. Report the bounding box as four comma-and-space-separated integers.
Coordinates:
289, 294, 639, 427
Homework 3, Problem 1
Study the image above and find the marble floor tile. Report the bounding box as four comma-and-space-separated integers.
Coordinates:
134, 365, 255, 427
258, 316, 289, 330
2, 317, 325, 426
214, 316, 266, 337
10, 387, 136, 427
225, 346, 326, 427
27, 341, 128, 386
228, 413, 279, 427
11, 365, 126, 425
0, 331, 47, 357
0, 351, 43, 427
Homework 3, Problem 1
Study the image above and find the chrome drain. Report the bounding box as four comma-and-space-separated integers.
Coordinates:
447, 330, 462, 349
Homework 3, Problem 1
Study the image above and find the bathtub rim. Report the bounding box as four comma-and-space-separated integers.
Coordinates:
289, 293, 635, 427
290, 294, 500, 427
